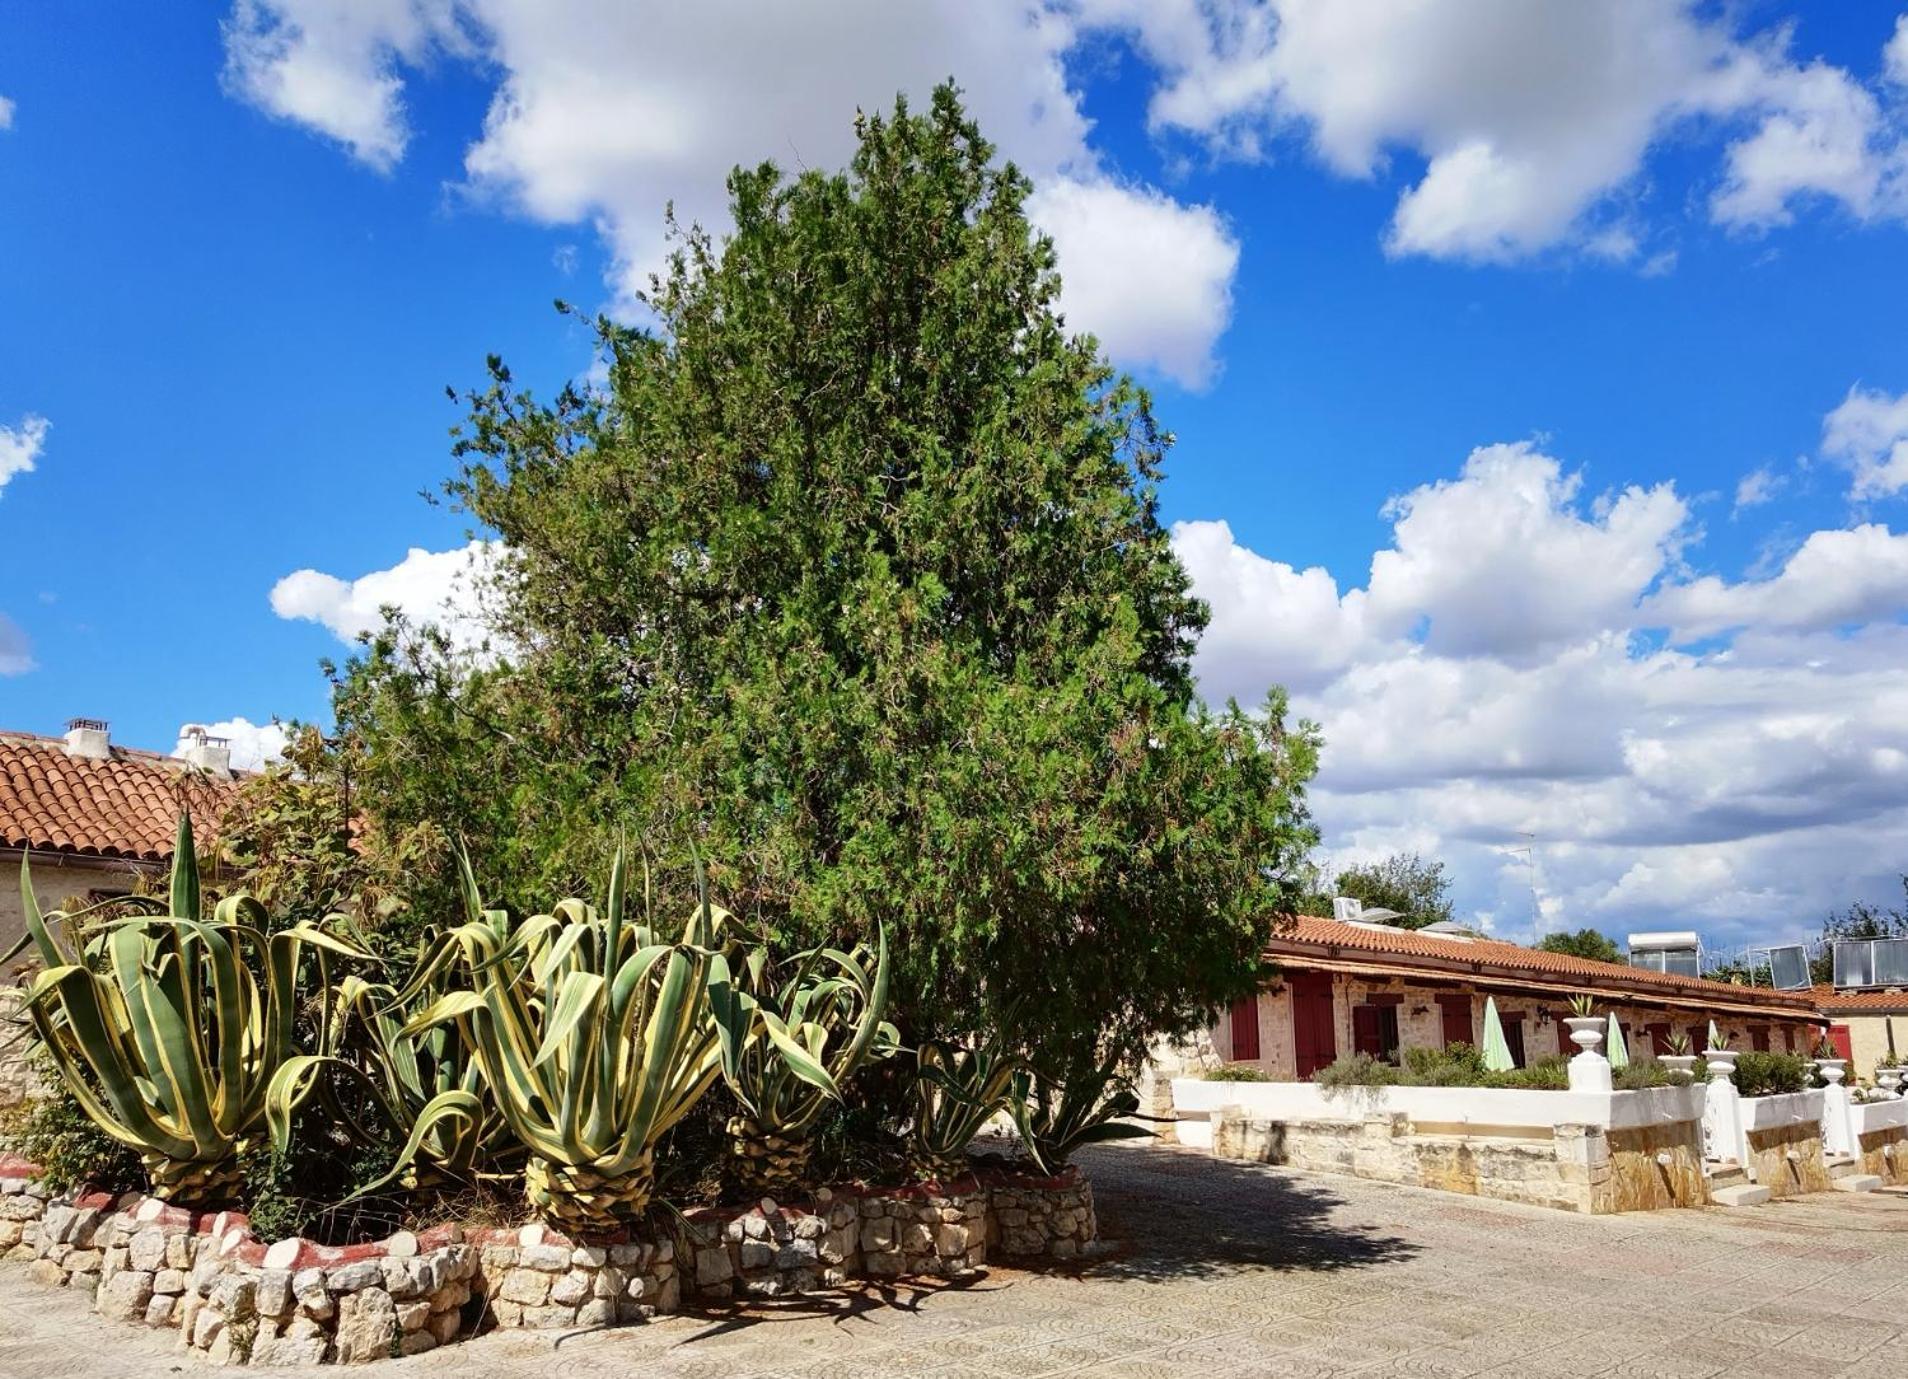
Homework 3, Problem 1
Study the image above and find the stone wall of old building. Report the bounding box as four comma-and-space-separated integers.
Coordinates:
1744, 1113, 1833, 1199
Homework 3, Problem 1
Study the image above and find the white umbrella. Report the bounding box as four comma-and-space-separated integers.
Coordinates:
1480, 997, 1515, 1072
1605, 1012, 1629, 1069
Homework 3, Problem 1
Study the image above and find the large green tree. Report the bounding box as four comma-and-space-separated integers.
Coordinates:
1321, 853, 1453, 930
329, 86, 1320, 1065
1535, 928, 1623, 964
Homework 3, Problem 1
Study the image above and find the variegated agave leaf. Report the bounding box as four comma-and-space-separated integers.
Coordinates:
14, 815, 370, 1204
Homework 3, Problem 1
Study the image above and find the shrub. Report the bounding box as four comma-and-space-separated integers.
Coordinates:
1206, 1062, 1274, 1082
1312, 1053, 1398, 1088
1611, 1060, 1693, 1090
0, 1064, 142, 1197
1486, 1056, 1569, 1090
1734, 1051, 1809, 1098
1401, 1042, 1489, 1086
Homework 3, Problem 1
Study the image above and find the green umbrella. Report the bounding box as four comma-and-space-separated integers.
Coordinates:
1480, 997, 1515, 1072
1605, 1012, 1629, 1069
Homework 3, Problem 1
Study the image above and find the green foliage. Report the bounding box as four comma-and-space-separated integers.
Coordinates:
1566, 994, 1596, 1018
0, 1059, 142, 1196
1314, 1045, 1569, 1090
909, 1033, 1023, 1180
1611, 1060, 1692, 1090
1312, 1052, 1397, 1088
9, 820, 368, 1204
1320, 853, 1453, 929
1203, 1062, 1272, 1082
709, 932, 898, 1194
219, 727, 450, 967
323, 83, 1321, 1072
1009, 1049, 1153, 1175
1733, 1051, 1809, 1098
241, 1112, 404, 1246
1539, 930, 1624, 964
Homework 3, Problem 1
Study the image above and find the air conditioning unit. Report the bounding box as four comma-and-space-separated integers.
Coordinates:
1332, 896, 1364, 922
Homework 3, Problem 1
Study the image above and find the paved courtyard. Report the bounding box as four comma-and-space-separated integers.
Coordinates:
3, 1141, 1907, 1378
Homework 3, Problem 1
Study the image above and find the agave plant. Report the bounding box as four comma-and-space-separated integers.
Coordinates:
8, 817, 368, 1204
402, 849, 731, 1232
708, 930, 897, 1196
908, 1032, 1024, 1182
1009, 1049, 1155, 1177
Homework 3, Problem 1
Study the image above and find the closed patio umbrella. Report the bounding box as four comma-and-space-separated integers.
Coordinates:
1481, 997, 1515, 1072
1708, 1019, 1722, 1051
1605, 1012, 1629, 1069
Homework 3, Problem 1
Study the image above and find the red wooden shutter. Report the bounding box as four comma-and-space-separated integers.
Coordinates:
1646, 1023, 1671, 1056
1750, 1026, 1770, 1052
1830, 1024, 1854, 1062
1437, 994, 1472, 1048
1229, 994, 1260, 1062
1352, 1004, 1383, 1058
1291, 973, 1336, 1078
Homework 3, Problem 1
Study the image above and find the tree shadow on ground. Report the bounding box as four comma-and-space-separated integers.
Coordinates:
1071, 1141, 1419, 1283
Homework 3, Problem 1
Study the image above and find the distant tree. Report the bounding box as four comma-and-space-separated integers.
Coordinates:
1536, 928, 1623, 964
1326, 853, 1453, 930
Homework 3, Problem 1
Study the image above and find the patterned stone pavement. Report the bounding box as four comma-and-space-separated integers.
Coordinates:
3, 1141, 1907, 1378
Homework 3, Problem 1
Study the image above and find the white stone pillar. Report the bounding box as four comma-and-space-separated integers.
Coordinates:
1565, 1017, 1611, 1093
1819, 1062, 1853, 1158
1702, 1050, 1747, 1175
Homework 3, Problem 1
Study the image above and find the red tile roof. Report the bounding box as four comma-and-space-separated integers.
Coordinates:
0, 731, 242, 863
1269, 914, 1818, 1015
1813, 984, 1908, 1015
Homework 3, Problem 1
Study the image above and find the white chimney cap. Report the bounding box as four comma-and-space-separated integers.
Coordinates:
63, 718, 111, 760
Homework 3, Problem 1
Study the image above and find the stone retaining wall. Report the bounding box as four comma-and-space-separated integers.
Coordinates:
1210, 1107, 1707, 1215
0, 1156, 1094, 1364
1745, 1120, 1831, 1199
1855, 1120, 1908, 1184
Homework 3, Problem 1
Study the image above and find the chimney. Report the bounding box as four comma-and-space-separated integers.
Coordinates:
178, 725, 233, 777
63, 717, 111, 760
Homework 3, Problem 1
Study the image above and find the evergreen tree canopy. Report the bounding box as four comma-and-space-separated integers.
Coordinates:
330, 85, 1321, 1063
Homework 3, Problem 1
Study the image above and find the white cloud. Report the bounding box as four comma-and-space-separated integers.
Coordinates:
1364, 443, 1687, 658
174, 718, 290, 772
0, 614, 32, 676
1645, 524, 1908, 641
270, 539, 501, 649
1732, 464, 1781, 515
1026, 177, 1237, 388
1085, 0, 1908, 263
1182, 438, 1908, 948
1823, 383, 1908, 499
0, 95, 14, 130
221, 0, 1235, 389
0, 414, 48, 495
220, 0, 465, 172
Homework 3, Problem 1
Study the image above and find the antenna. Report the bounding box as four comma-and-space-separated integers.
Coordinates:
1507, 831, 1540, 928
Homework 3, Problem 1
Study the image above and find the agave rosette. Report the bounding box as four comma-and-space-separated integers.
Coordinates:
9, 817, 369, 1204
399, 849, 731, 1231
709, 928, 897, 1194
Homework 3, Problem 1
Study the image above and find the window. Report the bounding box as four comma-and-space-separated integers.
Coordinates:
1352, 1003, 1400, 1063
1502, 1014, 1527, 1069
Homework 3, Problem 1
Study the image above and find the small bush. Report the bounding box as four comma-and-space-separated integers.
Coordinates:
1486, 1055, 1568, 1090
1401, 1042, 1489, 1086
0, 1063, 142, 1196
1205, 1062, 1273, 1082
1611, 1060, 1692, 1090
1313, 1053, 1398, 1088
1733, 1051, 1809, 1098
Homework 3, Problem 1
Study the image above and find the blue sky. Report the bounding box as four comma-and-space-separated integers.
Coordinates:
5, 3, 1908, 948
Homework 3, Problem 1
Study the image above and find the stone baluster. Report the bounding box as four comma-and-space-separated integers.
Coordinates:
1818, 1060, 1854, 1158
1565, 1017, 1611, 1093
1702, 1049, 1747, 1177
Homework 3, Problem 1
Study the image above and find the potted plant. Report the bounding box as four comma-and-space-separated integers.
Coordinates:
1812, 1037, 1848, 1087
1660, 1032, 1697, 1077
1563, 995, 1605, 1057
1704, 1031, 1739, 1081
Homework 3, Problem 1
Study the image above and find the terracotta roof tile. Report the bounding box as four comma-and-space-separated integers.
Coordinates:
1813, 984, 1908, 1014
0, 732, 242, 863
1271, 914, 1817, 1013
